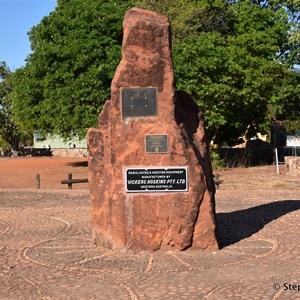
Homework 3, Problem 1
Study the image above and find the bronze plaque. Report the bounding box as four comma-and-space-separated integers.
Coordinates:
121, 87, 157, 118
146, 134, 168, 153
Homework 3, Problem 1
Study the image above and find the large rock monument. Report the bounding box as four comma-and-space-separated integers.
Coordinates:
87, 8, 218, 251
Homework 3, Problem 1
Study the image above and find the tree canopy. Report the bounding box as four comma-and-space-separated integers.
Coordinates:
10, 0, 300, 145
135, 0, 300, 144
12, 0, 131, 139
0, 62, 19, 150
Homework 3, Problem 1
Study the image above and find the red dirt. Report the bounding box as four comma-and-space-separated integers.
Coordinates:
0, 157, 88, 189
1, 157, 300, 191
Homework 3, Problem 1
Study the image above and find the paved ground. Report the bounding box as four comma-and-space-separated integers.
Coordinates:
0, 160, 300, 299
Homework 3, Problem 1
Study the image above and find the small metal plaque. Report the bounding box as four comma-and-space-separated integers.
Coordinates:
122, 87, 157, 118
125, 167, 188, 192
146, 135, 168, 153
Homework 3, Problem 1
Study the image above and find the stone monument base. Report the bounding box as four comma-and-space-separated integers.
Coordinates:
285, 156, 300, 176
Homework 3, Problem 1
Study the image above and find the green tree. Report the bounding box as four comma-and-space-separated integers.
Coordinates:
12, 0, 299, 145
134, 0, 230, 40
288, 0, 300, 42
12, 0, 132, 139
275, 69, 300, 132
135, 0, 299, 145
0, 62, 20, 151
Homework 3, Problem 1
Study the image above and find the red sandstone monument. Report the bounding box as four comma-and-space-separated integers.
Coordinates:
87, 8, 219, 251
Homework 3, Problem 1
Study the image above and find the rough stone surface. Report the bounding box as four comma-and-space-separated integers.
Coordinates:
285, 156, 300, 176
87, 8, 218, 251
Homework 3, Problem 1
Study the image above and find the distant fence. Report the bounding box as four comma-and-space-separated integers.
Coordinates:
275, 147, 300, 163
212, 148, 273, 167
212, 146, 299, 167
61, 174, 88, 189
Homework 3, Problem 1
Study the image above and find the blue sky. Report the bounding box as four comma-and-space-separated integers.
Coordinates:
0, 0, 57, 70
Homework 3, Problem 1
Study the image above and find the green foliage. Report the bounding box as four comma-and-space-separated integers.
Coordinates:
289, 0, 300, 42
175, 3, 289, 144
0, 62, 20, 150
134, 0, 230, 40
273, 69, 300, 133
135, 0, 299, 145
210, 150, 226, 170
12, 0, 132, 139
285, 120, 300, 133
11, 0, 300, 145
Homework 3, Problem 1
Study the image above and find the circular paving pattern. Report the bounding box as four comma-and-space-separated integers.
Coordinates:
0, 221, 10, 235
0, 189, 300, 299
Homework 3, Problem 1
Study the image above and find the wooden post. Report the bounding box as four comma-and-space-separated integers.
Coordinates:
36, 174, 40, 189
68, 173, 72, 189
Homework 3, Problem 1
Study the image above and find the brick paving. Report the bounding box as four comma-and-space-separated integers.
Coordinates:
0, 185, 300, 299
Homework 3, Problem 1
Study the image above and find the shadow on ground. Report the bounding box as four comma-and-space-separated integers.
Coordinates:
217, 200, 300, 248
67, 161, 88, 167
